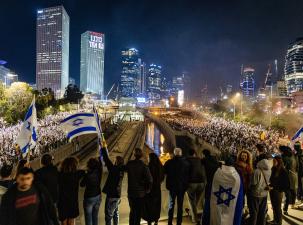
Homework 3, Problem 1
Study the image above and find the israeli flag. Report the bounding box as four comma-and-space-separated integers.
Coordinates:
16, 97, 38, 158
203, 165, 243, 225
60, 113, 98, 141
93, 106, 102, 139
291, 126, 303, 141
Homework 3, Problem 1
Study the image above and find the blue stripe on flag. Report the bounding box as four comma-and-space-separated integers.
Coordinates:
292, 127, 303, 141
67, 126, 97, 139
61, 113, 94, 123
233, 175, 244, 225
21, 144, 29, 154
24, 105, 33, 120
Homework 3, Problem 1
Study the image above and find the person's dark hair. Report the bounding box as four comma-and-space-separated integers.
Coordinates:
0, 164, 13, 178
188, 148, 196, 156
256, 144, 265, 153
16, 167, 34, 177
134, 148, 143, 159
61, 157, 78, 173
87, 158, 100, 171
41, 153, 53, 167
16, 159, 28, 174
115, 156, 124, 166
279, 145, 292, 157
148, 153, 164, 185
202, 149, 210, 157
273, 155, 284, 175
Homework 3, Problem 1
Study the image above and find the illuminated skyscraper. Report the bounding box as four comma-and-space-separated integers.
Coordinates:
80, 31, 105, 97
147, 64, 162, 101
36, 6, 70, 98
120, 48, 140, 98
284, 38, 303, 94
240, 67, 255, 98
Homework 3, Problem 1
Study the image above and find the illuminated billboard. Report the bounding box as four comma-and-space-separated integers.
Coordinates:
89, 32, 104, 50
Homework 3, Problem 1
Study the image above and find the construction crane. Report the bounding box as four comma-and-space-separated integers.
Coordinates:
105, 83, 115, 102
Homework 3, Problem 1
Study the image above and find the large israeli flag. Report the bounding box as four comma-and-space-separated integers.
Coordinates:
203, 165, 243, 225
16, 97, 38, 158
60, 113, 98, 141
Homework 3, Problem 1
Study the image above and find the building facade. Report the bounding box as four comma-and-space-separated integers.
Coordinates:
36, 5, 70, 98
80, 31, 105, 97
240, 67, 255, 98
120, 48, 140, 98
284, 38, 303, 94
147, 64, 162, 101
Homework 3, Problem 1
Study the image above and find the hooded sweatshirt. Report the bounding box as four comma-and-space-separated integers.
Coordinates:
250, 159, 271, 198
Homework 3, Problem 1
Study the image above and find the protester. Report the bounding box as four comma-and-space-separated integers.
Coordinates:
101, 147, 125, 225
0, 167, 59, 225
279, 145, 298, 214
142, 153, 165, 225
80, 157, 102, 225
235, 149, 253, 216
202, 155, 244, 225
35, 153, 59, 204
58, 157, 85, 225
201, 149, 220, 202
249, 154, 272, 225
124, 148, 153, 225
0, 164, 14, 203
269, 155, 289, 225
294, 142, 303, 207
186, 148, 206, 224
164, 148, 190, 225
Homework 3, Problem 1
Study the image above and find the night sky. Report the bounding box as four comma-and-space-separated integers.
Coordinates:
1, 0, 303, 97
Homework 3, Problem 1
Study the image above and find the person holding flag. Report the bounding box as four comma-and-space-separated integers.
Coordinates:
15, 96, 38, 161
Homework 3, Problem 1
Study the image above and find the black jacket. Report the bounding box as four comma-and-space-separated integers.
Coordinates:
270, 166, 290, 192
124, 159, 153, 198
80, 159, 102, 199
35, 165, 59, 203
0, 182, 59, 225
101, 148, 124, 198
187, 156, 206, 184
164, 156, 190, 193
201, 155, 220, 185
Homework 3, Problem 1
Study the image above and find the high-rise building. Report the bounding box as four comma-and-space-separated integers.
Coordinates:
0, 60, 9, 84
240, 67, 255, 98
147, 64, 162, 101
277, 80, 288, 97
80, 31, 105, 97
36, 6, 70, 98
284, 37, 303, 94
138, 59, 146, 94
120, 48, 140, 98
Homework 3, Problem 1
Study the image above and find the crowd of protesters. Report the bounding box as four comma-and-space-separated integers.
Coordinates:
162, 112, 283, 155
0, 138, 302, 225
0, 110, 303, 225
0, 113, 69, 166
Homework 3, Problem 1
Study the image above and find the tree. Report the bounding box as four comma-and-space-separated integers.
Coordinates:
2, 82, 33, 124
64, 84, 84, 104
34, 88, 56, 118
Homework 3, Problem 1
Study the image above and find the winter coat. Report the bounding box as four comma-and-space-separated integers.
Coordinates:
250, 159, 271, 198
164, 156, 190, 193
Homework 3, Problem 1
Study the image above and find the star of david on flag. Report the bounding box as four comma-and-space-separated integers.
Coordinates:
60, 113, 98, 141
16, 96, 38, 158
214, 185, 235, 207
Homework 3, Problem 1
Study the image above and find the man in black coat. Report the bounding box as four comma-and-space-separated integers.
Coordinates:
124, 148, 153, 225
0, 167, 59, 225
35, 153, 59, 204
164, 147, 190, 225
186, 148, 206, 224
101, 147, 125, 225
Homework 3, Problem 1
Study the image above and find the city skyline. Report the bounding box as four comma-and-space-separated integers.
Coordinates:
1, 0, 303, 97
